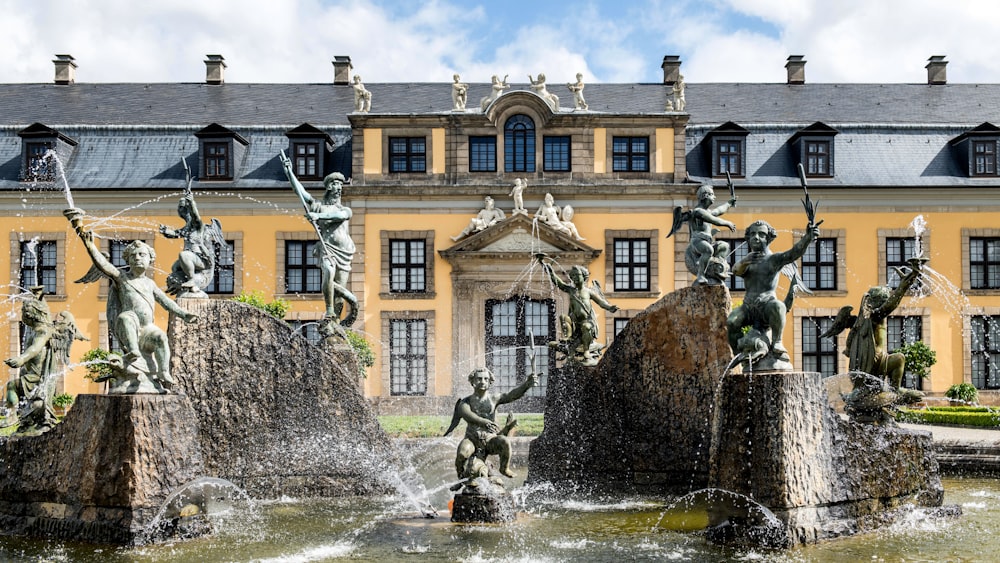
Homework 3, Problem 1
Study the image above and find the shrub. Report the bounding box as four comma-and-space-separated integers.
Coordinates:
345, 330, 375, 378
893, 341, 937, 380
945, 382, 979, 405
53, 393, 74, 408
233, 290, 290, 319
80, 348, 113, 381
897, 406, 1000, 427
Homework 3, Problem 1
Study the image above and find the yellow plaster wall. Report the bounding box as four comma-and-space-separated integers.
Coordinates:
431, 128, 445, 174
363, 129, 382, 175
593, 128, 606, 174
655, 128, 675, 173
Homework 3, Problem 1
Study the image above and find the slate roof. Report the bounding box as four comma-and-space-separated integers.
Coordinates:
2, 80, 1000, 189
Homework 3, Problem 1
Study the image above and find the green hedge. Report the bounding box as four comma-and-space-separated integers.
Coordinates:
897, 407, 1000, 427
378, 414, 543, 438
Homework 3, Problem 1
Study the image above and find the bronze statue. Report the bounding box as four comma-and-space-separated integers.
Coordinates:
3, 288, 67, 434
280, 151, 358, 333
65, 208, 198, 391
822, 257, 926, 421
537, 255, 618, 366
668, 182, 737, 286
725, 220, 818, 370
444, 367, 537, 490
159, 159, 224, 297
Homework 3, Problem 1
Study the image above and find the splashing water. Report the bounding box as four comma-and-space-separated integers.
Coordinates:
910, 214, 927, 257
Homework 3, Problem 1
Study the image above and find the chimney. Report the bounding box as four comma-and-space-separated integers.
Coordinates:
661, 55, 681, 85
205, 54, 226, 85
332, 56, 353, 85
785, 55, 806, 84
926, 55, 947, 85
53, 54, 77, 85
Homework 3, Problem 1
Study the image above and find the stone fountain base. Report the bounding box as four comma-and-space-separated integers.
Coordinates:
709, 369, 945, 546
0, 394, 204, 544
0, 299, 396, 545
451, 490, 515, 523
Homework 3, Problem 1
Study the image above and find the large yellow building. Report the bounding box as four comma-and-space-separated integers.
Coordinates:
3, 54, 1000, 412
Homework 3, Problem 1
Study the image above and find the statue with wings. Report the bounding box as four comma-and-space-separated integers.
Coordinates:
159, 159, 225, 297
667, 183, 737, 286
820, 257, 926, 420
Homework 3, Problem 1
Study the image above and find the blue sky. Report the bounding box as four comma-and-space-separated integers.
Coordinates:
3, 0, 999, 84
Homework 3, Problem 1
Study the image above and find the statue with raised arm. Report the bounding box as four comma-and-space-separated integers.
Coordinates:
451, 74, 469, 111
528, 73, 560, 111
159, 160, 224, 297
444, 366, 538, 490
479, 74, 510, 110
538, 255, 619, 365
509, 178, 528, 215
64, 208, 198, 392
726, 220, 819, 370
352, 75, 371, 113
3, 288, 58, 434
452, 196, 506, 241
280, 151, 359, 331
821, 257, 927, 421
567, 73, 588, 110
667, 183, 737, 286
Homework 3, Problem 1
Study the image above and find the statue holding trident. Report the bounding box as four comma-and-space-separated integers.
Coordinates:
280, 151, 358, 334
725, 164, 818, 370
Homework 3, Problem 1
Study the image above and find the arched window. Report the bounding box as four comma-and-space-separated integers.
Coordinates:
504, 114, 535, 172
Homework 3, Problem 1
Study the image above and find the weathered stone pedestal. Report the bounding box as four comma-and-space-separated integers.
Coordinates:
0, 394, 205, 545
709, 370, 944, 546
529, 285, 731, 491
451, 491, 515, 523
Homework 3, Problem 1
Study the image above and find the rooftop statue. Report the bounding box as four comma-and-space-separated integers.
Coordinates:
352, 74, 371, 113
160, 159, 224, 298
280, 151, 359, 333
3, 288, 60, 434
480, 74, 510, 110
444, 366, 537, 490
451, 74, 469, 111
528, 73, 560, 111
667, 182, 737, 286
509, 178, 528, 215
668, 73, 686, 111
821, 257, 927, 422
452, 196, 506, 241
65, 208, 199, 392
567, 73, 588, 110
537, 255, 619, 366
535, 193, 583, 240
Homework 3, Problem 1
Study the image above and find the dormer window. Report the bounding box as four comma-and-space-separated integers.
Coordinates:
17, 123, 77, 182
285, 123, 334, 181
791, 122, 837, 178
704, 122, 749, 178
25, 142, 54, 181
973, 140, 998, 176
195, 123, 249, 181
203, 142, 230, 179
949, 122, 1000, 178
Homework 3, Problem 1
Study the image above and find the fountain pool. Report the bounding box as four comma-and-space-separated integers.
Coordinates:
0, 437, 996, 563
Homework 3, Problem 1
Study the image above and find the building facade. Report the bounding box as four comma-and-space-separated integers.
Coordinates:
2, 54, 1000, 412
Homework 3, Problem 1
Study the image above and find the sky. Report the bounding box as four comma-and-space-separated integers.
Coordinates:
3, 0, 1000, 85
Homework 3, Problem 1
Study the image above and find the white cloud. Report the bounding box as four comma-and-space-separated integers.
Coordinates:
2, 0, 998, 84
